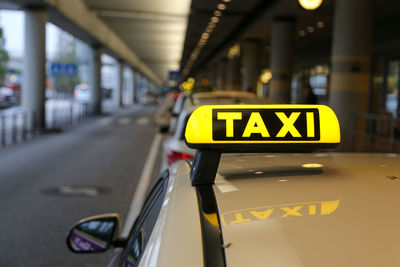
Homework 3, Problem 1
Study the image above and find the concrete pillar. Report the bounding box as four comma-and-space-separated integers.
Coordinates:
131, 68, 137, 103
209, 62, 218, 88
135, 72, 142, 102
142, 76, 148, 94
217, 57, 227, 90
242, 39, 261, 93
122, 67, 131, 105
226, 55, 241, 91
115, 61, 124, 107
22, 8, 47, 130
329, 0, 373, 151
89, 46, 102, 114
269, 17, 295, 103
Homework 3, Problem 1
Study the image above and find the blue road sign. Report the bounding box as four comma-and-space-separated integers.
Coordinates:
64, 63, 78, 77
168, 71, 180, 82
50, 62, 63, 77
49, 62, 78, 77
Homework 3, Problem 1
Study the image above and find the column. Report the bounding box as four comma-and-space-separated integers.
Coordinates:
241, 39, 261, 93
115, 61, 124, 107
89, 46, 102, 114
22, 8, 47, 130
269, 17, 295, 103
216, 57, 227, 90
209, 62, 218, 88
131, 68, 137, 103
226, 55, 241, 91
135, 72, 142, 102
329, 0, 373, 151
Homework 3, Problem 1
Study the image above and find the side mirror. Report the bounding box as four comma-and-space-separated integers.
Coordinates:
66, 213, 121, 253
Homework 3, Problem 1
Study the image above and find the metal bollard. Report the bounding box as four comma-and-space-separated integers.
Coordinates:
12, 113, 17, 144
52, 108, 57, 130
33, 110, 38, 136
69, 103, 73, 126
22, 111, 27, 140
1, 115, 6, 147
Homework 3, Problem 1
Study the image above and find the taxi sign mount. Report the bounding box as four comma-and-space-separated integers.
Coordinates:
185, 105, 341, 185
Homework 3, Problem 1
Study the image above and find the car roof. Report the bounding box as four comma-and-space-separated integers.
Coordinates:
192, 91, 257, 99
213, 153, 400, 267
180, 92, 277, 114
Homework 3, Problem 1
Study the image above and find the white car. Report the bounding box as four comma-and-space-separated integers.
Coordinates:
66, 104, 400, 267
74, 83, 91, 102
161, 91, 276, 169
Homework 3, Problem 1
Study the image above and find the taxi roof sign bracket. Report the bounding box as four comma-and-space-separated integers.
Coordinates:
190, 151, 221, 186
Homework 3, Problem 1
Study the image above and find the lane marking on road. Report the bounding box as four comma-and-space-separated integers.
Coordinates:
97, 117, 113, 126
136, 117, 150, 125
118, 117, 132, 125
121, 133, 162, 237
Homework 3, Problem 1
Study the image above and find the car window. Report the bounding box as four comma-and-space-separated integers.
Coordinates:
118, 171, 169, 267
178, 114, 190, 141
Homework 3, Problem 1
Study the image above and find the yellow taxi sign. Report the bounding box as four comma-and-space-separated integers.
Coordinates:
185, 105, 340, 151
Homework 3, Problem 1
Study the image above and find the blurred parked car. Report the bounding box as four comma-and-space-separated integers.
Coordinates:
0, 86, 17, 104
74, 83, 91, 102
161, 91, 276, 169
140, 92, 158, 105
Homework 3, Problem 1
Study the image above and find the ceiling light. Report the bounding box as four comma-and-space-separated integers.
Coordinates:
316, 21, 324, 28
298, 0, 323, 10
307, 26, 314, 33
202, 33, 209, 39
214, 10, 222, 17
228, 43, 240, 58
217, 3, 226, 10
298, 30, 306, 37
223, 0, 231, 2
211, 16, 219, 23
302, 163, 323, 168
259, 69, 272, 84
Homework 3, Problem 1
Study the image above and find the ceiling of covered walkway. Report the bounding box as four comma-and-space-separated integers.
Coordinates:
4, 0, 400, 84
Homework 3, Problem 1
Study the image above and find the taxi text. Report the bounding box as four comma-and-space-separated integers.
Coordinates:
212, 109, 320, 141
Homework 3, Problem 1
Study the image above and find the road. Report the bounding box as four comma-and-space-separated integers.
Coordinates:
0, 105, 163, 266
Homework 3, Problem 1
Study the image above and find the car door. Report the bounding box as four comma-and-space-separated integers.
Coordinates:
118, 171, 169, 267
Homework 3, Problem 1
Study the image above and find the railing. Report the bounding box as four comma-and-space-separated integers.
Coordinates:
0, 100, 96, 148
354, 112, 400, 153
46, 100, 95, 130
0, 107, 27, 147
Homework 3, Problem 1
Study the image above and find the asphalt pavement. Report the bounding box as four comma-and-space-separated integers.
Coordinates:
0, 104, 162, 266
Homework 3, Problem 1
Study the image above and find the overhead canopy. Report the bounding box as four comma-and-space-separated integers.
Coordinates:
83, 0, 191, 83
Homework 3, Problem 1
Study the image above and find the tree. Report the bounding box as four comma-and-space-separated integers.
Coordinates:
0, 27, 9, 85
51, 30, 80, 95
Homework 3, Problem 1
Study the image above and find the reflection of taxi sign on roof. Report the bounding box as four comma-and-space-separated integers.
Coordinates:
185, 105, 340, 185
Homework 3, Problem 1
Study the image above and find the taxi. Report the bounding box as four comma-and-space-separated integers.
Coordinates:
66, 105, 400, 266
